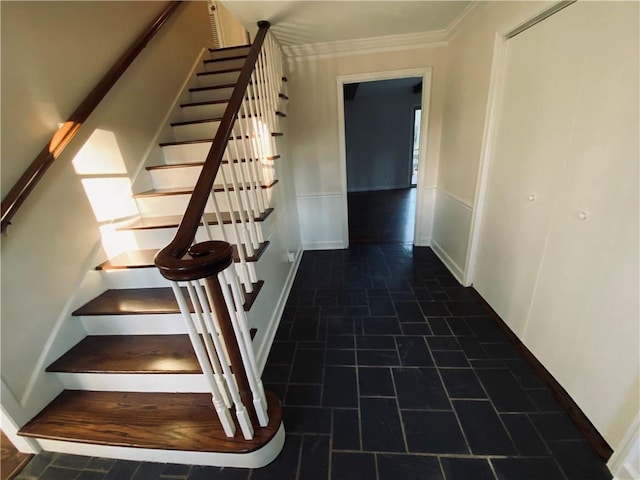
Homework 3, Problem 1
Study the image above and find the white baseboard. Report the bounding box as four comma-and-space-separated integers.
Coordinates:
431, 239, 465, 285
302, 240, 346, 250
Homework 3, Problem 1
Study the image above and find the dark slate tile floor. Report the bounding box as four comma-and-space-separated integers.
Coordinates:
16, 246, 612, 480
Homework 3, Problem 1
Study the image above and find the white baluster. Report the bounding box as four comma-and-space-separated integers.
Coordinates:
191, 279, 255, 440
185, 281, 231, 407
219, 268, 269, 426
169, 282, 235, 437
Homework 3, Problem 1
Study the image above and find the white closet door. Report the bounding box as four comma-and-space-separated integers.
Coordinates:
473, 2, 584, 336
473, 0, 639, 448
523, 2, 639, 447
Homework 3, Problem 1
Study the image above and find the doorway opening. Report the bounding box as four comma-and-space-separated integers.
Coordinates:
343, 77, 423, 244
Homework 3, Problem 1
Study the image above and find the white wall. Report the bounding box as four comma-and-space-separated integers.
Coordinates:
287, 46, 448, 249
472, 1, 638, 451
0, 0, 210, 419
345, 88, 420, 192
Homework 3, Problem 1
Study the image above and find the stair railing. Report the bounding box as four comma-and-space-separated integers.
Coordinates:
0, 0, 183, 235
155, 21, 284, 439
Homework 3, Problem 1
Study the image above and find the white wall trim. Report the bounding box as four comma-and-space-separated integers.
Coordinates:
283, 31, 447, 61
295, 192, 343, 199
463, 31, 507, 286
1, 379, 40, 453
301, 240, 347, 251
437, 188, 474, 210
609, 414, 640, 480
445, 2, 479, 41
281, 2, 477, 61
256, 247, 302, 373
336, 67, 434, 249
431, 239, 464, 284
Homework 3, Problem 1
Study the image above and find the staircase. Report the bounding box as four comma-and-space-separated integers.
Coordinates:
17, 27, 290, 468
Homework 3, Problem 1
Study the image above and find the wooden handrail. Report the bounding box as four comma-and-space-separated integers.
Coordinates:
0, 1, 184, 234
154, 21, 271, 282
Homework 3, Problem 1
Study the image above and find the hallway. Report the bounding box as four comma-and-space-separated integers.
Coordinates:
348, 188, 416, 244
14, 245, 611, 479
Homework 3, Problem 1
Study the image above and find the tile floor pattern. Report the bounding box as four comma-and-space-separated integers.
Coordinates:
15, 246, 612, 480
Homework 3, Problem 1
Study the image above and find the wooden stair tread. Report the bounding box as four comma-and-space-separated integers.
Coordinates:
115, 208, 273, 231
146, 155, 280, 170
171, 113, 285, 127
73, 282, 264, 316
208, 44, 251, 53
96, 242, 270, 270
196, 67, 243, 76
159, 132, 283, 147
47, 335, 200, 374
203, 54, 247, 64
19, 390, 281, 453
190, 83, 236, 93
181, 99, 229, 108
133, 180, 278, 198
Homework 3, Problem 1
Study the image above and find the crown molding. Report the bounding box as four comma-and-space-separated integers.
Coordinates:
444, 1, 479, 41
280, 2, 479, 60
283, 29, 449, 61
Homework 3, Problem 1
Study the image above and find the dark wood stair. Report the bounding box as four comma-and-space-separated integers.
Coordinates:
133, 180, 278, 198
19, 390, 282, 453
46, 335, 200, 374
115, 208, 273, 231
73, 283, 263, 317
146, 155, 280, 170
96, 242, 269, 271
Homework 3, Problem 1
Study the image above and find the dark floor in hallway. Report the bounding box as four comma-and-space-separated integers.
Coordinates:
15, 246, 612, 480
348, 188, 415, 244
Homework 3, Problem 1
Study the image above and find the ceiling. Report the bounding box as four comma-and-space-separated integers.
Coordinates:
222, 1, 472, 46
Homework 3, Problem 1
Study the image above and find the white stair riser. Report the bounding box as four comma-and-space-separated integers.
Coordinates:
81, 314, 187, 335
100, 267, 168, 289
207, 46, 251, 61
203, 57, 245, 72
181, 102, 228, 122
197, 71, 240, 88
56, 373, 208, 393
190, 86, 235, 103
118, 220, 270, 251
150, 162, 268, 189
162, 138, 278, 164
135, 191, 266, 218
172, 120, 221, 142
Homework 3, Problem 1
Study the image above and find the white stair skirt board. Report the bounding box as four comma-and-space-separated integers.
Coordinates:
171, 120, 221, 142
56, 373, 209, 393
203, 57, 246, 72
80, 314, 187, 336
35, 424, 285, 469
190, 86, 235, 103
180, 102, 228, 122
196, 71, 241, 88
